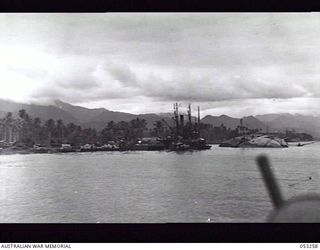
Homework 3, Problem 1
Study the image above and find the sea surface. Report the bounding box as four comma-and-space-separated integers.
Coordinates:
0, 143, 320, 223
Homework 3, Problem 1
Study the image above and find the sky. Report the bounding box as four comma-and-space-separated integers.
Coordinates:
1, 13, 320, 117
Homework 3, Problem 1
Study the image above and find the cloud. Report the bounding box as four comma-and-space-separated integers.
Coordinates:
1, 13, 320, 116
102, 62, 138, 87
125, 65, 314, 102
200, 98, 320, 118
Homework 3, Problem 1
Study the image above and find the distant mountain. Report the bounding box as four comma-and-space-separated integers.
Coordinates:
0, 99, 174, 131
83, 112, 175, 131
82, 109, 137, 130
201, 115, 239, 128
0, 110, 7, 118
156, 112, 174, 118
1, 99, 319, 137
0, 99, 79, 124
255, 113, 320, 137
255, 113, 291, 123
202, 113, 320, 138
54, 100, 106, 124
139, 113, 175, 129
54, 100, 175, 130
242, 116, 267, 130
54, 101, 178, 131
201, 114, 266, 130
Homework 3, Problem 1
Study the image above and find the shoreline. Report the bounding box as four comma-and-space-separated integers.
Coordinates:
0, 141, 317, 156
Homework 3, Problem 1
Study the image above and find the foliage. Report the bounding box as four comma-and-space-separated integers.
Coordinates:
0, 110, 314, 147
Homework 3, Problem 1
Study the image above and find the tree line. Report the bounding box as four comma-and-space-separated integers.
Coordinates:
0, 109, 313, 147
0, 110, 98, 146
0, 110, 171, 147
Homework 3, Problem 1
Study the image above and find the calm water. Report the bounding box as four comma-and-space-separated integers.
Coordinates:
0, 143, 320, 223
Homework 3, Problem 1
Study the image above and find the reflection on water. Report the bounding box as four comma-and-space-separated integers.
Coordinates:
0, 143, 319, 222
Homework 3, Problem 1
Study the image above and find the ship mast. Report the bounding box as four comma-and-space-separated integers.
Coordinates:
188, 104, 192, 125
197, 106, 201, 138
173, 103, 180, 138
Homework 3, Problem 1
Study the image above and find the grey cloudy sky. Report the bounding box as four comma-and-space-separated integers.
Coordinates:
1, 13, 320, 117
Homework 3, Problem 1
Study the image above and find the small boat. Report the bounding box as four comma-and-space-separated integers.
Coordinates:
297, 141, 314, 147
170, 142, 191, 151
31, 144, 49, 153
131, 144, 149, 151
96, 144, 119, 151
146, 144, 166, 151
59, 144, 76, 153
131, 138, 166, 151
196, 144, 212, 150
80, 144, 96, 152
190, 138, 212, 150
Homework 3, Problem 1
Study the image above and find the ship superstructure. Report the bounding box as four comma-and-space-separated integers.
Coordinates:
160, 103, 211, 151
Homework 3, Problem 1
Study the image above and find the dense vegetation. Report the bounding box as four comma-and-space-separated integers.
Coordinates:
0, 109, 313, 147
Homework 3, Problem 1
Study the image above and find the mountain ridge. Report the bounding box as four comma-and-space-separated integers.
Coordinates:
201, 114, 266, 130
0, 99, 319, 136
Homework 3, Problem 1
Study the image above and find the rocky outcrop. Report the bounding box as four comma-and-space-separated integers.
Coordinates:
220, 134, 288, 148
240, 135, 288, 148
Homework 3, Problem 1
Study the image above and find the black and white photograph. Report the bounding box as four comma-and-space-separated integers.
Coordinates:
1, 13, 320, 225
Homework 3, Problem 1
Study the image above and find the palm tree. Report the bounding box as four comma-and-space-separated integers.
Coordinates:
33, 117, 41, 127
107, 121, 115, 130
0, 112, 23, 143
3, 112, 14, 142
117, 121, 130, 140
32, 117, 41, 143
56, 119, 65, 143
0, 116, 7, 142
18, 109, 27, 120
44, 119, 55, 145
153, 121, 164, 138
100, 121, 116, 143
17, 109, 33, 144
129, 118, 147, 139
0, 114, 7, 141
